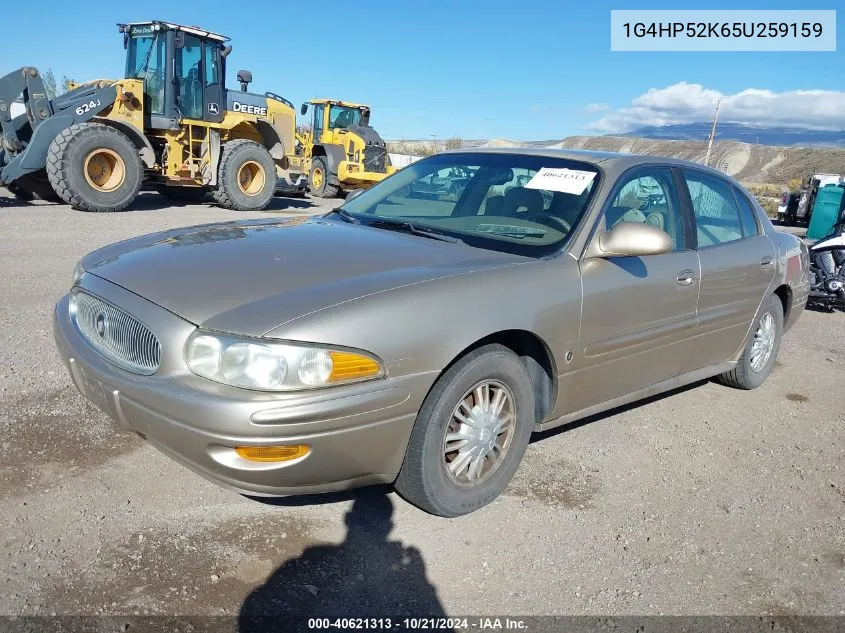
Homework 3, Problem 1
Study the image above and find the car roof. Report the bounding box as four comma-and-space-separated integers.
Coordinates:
444, 146, 733, 181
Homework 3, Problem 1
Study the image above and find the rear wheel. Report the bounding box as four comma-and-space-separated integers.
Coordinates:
717, 294, 783, 389
46, 123, 142, 212
309, 156, 339, 198
211, 140, 276, 211
395, 344, 535, 517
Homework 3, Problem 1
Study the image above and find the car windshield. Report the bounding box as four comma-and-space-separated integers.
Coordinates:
339, 152, 601, 257
329, 106, 364, 129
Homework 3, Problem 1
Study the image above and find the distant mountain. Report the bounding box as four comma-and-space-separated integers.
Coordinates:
557, 135, 845, 183
622, 122, 845, 148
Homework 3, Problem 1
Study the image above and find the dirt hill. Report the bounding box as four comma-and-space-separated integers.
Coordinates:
554, 136, 845, 184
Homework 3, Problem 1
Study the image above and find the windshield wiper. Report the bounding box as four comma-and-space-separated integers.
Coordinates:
330, 208, 361, 224
366, 218, 463, 244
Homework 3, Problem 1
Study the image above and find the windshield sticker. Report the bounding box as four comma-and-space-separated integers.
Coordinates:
524, 168, 596, 195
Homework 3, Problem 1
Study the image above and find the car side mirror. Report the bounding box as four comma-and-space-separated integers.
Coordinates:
586, 222, 673, 258
345, 188, 366, 202
300, 103, 309, 116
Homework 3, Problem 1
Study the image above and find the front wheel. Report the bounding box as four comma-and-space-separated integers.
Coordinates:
46, 123, 142, 212
717, 294, 784, 389
395, 344, 535, 517
211, 140, 276, 211
309, 157, 339, 198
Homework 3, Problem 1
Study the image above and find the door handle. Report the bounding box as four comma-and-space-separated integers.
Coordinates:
676, 270, 696, 286
760, 257, 774, 270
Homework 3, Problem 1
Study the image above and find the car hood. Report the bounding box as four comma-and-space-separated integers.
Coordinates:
81, 216, 525, 336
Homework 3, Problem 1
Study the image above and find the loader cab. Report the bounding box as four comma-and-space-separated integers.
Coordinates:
120, 21, 229, 129
303, 99, 371, 143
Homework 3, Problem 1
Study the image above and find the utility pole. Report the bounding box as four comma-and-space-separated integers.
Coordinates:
704, 98, 722, 167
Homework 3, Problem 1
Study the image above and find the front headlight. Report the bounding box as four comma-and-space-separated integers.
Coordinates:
72, 260, 86, 286
185, 331, 384, 391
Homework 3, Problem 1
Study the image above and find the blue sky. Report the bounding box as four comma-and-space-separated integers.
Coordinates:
3, 0, 842, 140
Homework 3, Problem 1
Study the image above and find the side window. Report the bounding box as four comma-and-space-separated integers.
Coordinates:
608, 169, 685, 250
733, 188, 761, 237
178, 35, 203, 120
683, 171, 744, 247
204, 44, 219, 86
313, 104, 325, 139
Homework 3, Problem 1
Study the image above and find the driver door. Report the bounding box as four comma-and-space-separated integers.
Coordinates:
312, 104, 325, 144
175, 34, 204, 121
569, 166, 700, 413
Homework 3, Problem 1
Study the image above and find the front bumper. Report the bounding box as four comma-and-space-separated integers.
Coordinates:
336, 161, 395, 187
53, 278, 433, 497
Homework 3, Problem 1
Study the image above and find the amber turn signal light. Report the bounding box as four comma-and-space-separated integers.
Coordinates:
329, 351, 382, 382
234, 445, 310, 462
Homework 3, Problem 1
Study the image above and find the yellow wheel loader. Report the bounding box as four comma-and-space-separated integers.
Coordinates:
297, 99, 395, 198
0, 21, 303, 212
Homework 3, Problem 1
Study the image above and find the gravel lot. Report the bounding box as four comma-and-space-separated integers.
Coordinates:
0, 191, 843, 624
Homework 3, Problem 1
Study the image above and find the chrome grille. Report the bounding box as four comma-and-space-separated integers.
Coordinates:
72, 291, 161, 375
363, 145, 387, 173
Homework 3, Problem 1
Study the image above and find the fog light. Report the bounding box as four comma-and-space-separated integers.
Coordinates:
234, 445, 310, 462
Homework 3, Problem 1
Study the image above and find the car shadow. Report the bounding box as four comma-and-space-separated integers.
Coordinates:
244, 484, 393, 508
530, 380, 705, 443
238, 489, 447, 629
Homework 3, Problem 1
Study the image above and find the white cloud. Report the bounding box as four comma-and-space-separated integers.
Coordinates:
587, 82, 845, 133
583, 102, 611, 113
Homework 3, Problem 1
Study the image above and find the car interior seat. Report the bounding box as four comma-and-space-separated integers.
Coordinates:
605, 205, 647, 228
645, 206, 667, 231
501, 187, 544, 217
484, 195, 504, 216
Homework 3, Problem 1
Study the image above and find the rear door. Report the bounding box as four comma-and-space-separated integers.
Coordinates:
572, 166, 700, 413
680, 169, 776, 367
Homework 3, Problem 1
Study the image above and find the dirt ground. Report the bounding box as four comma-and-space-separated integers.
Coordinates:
0, 190, 843, 626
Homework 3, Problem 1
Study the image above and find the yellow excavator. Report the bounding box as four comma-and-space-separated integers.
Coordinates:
0, 20, 302, 211
296, 99, 395, 197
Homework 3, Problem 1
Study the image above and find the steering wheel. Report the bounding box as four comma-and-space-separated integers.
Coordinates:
531, 213, 571, 233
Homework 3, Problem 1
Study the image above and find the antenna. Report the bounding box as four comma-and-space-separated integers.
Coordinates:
704, 98, 721, 167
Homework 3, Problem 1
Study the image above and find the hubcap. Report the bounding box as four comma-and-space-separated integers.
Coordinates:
442, 380, 516, 487
83, 149, 125, 192
237, 161, 265, 196
750, 311, 776, 372
312, 167, 323, 189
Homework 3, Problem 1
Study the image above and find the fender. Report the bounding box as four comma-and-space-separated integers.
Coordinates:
312, 143, 345, 175
0, 85, 117, 184
99, 118, 155, 168
253, 119, 285, 161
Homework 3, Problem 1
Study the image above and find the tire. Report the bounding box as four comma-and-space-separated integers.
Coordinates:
395, 344, 535, 517
211, 140, 276, 211
309, 156, 339, 198
156, 185, 208, 203
46, 123, 142, 212
717, 294, 784, 390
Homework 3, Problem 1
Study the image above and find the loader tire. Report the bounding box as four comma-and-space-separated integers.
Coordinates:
309, 157, 339, 198
46, 123, 142, 212
211, 140, 276, 211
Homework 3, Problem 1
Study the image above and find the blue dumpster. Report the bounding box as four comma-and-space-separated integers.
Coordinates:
807, 184, 844, 240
